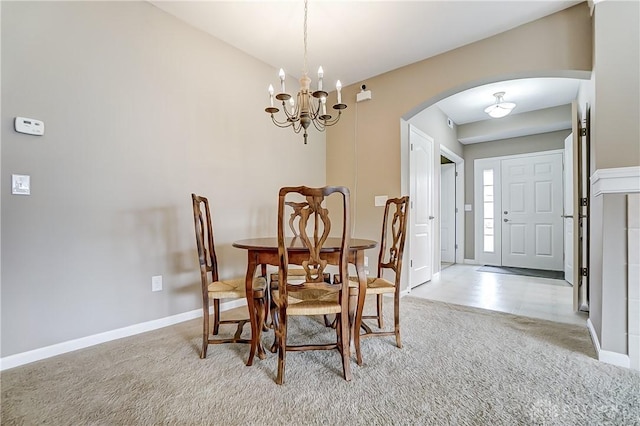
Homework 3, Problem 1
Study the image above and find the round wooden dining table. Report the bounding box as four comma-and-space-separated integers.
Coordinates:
233, 237, 377, 367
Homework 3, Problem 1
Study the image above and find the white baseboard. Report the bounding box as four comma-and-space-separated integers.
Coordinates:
587, 318, 631, 369
464, 258, 479, 265
0, 298, 246, 371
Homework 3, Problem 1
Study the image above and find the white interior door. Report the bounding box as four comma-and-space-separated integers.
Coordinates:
501, 152, 564, 270
440, 163, 456, 264
409, 125, 433, 288
564, 133, 574, 284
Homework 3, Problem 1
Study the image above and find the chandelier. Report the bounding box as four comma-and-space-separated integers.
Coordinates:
265, 0, 346, 144
484, 92, 516, 118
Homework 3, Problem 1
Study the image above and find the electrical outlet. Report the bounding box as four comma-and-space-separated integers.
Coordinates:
152, 275, 163, 292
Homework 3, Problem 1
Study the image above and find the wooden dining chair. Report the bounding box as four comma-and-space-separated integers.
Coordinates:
271, 186, 352, 384
191, 193, 266, 359
269, 201, 331, 325
348, 196, 409, 348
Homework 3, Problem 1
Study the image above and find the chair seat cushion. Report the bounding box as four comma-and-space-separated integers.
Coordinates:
208, 276, 266, 299
272, 289, 342, 315
348, 276, 395, 294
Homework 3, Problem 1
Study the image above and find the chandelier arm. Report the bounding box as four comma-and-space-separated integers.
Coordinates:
310, 117, 326, 132
270, 115, 296, 128
322, 111, 342, 127
280, 102, 297, 122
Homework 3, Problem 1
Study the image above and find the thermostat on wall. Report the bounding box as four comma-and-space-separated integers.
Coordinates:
15, 117, 45, 136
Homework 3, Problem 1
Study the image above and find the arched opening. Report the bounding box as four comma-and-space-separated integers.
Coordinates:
401, 71, 591, 326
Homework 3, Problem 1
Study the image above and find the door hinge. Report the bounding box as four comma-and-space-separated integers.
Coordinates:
581, 267, 588, 277
580, 128, 587, 137
455, 244, 458, 249
411, 200, 414, 209
455, 171, 459, 177
580, 198, 588, 207
455, 207, 459, 213
410, 143, 414, 151
410, 259, 413, 267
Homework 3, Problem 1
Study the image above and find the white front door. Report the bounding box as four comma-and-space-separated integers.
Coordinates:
409, 125, 434, 288
440, 163, 456, 264
501, 152, 564, 270
564, 133, 574, 284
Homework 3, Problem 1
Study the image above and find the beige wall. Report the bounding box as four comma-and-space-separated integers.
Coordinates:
1, 1, 325, 357
592, 0, 640, 170
327, 4, 592, 273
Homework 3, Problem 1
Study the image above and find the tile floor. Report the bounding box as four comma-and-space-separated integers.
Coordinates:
408, 263, 589, 326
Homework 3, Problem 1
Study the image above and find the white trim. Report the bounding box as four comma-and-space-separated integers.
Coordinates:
591, 166, 640, 196
600, 351, 631, 369
439, 145, 465, 265
464, 258, 479, 265
587, 318, 631, 369
0, 299, 246, 371
587, 318, 601, 353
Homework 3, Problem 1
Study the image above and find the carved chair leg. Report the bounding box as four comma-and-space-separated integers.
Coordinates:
201, 301, 209, 359
212, 299, 220, 335
376, 294, 384, 328
394, 292, 402, 348
269, 292, 279, 353
276, 313, 287, 385
254, 292, 267, 360
339, 310, 352, 381
348, 288, 357, 341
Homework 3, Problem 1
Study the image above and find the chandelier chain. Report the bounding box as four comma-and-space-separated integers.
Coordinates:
303, 0, 308, 75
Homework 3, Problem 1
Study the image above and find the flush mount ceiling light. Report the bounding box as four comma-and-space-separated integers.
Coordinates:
265, 0, 346, 144
484, 92, 516, 118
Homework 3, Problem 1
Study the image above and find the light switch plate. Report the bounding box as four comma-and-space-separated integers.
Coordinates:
12, 174, 30, 195
152, 275, 163, 292
374, 195, 388, 207
464, 204, 472, 212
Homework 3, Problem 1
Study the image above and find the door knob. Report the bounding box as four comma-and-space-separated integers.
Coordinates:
504, 211, 508, 215
429, 215, 435, 220
503, 218, 509, 222
561, 215, 573, 218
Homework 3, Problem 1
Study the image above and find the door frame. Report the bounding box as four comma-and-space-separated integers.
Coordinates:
439, 145, 464, 265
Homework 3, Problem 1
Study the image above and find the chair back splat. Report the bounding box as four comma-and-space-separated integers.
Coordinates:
270, 186, 352, 384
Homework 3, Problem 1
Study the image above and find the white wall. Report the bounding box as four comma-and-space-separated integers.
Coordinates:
1, 1, 325, 358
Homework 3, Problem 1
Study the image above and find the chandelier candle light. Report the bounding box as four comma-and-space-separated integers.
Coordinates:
265, 0, 346, 144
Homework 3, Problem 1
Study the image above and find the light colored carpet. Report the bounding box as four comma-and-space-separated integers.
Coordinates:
2, 297, 639, 425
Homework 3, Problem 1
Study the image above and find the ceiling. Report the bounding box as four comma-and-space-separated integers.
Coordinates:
150, 0, 586, 143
